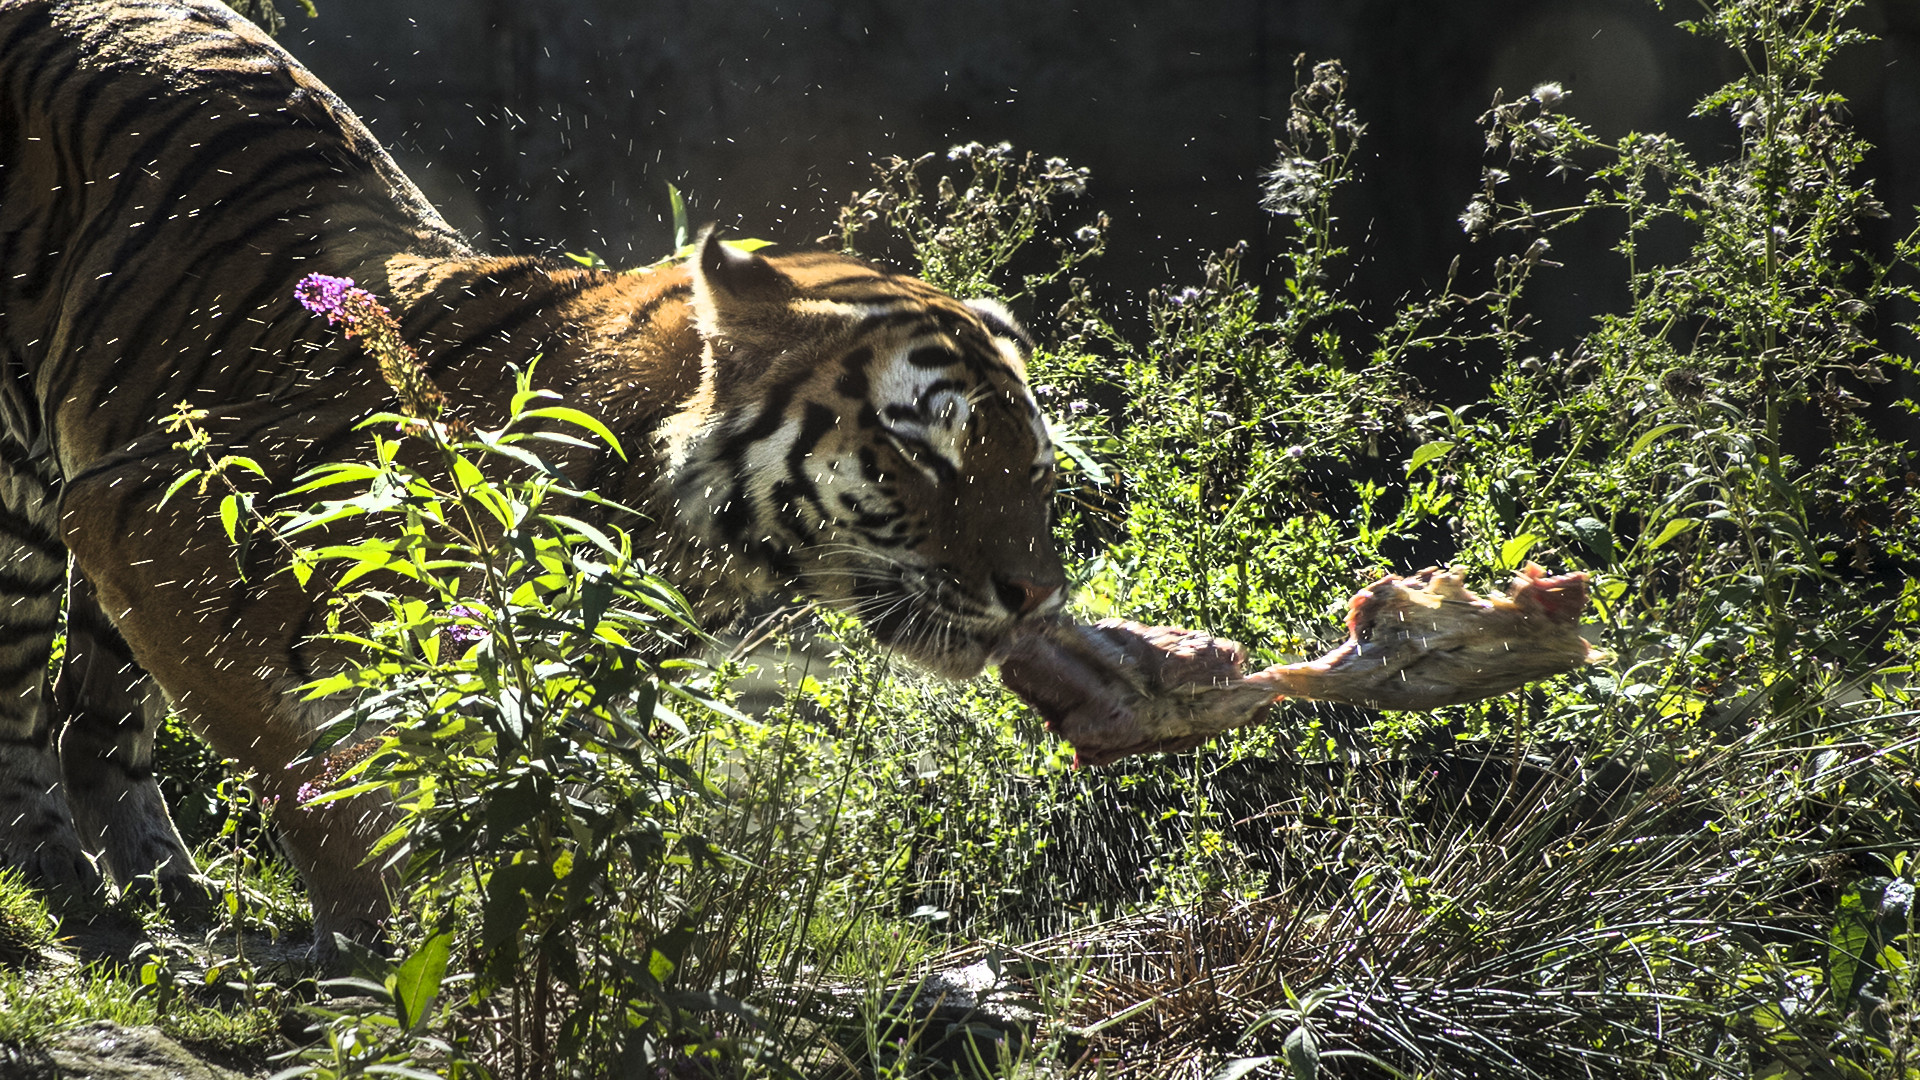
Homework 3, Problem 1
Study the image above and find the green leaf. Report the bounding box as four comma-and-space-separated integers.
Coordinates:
516, 430, 603, 455
160, 470, 204, 508
649, 948, 675, 984
484, 776, 545, 840
335, 551, 397, 589
668, 182, 689, 251
539, 513, 623, 561
1406, 440, 1455, 477
1829, 887, 1871, 1004
474, 440, 559, 478
1284, 1025, 1322, 1080
219, 494, 242, 542
1499, 533, 1542, 568
300, 672, 357, 699
581, 577, 613, 635
480, 865, 533, 962
218, 454, 267, 478
1571, 516, 1613, 567
317, 975, 393, 1001
391, 930, 452, 1033
1628, 422, 1689, 458
521, 406, 626, 459
509, 385, 563, 418
1049, 420, 1111, 484
451, 454, 486, 491
1211, 1058, 1276, 1080
276, 500, 375, 537
1645, 517, 1697, 551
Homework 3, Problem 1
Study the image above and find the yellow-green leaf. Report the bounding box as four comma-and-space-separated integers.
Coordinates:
1628, 423, 1689, 458
451, 454, 485, 491
161, 470, 204, 508
1499, 533, 1542, 568
1406, 440, 1455, 477
301, 673, 357, 699
1646, 517, 1697, 551
521, 407, 626, 459
392, 930, 453, 1033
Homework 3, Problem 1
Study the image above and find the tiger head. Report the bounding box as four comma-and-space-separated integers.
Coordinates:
660, 232, 1066, 678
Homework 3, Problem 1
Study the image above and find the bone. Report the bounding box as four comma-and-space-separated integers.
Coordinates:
999, 564, 1609, 767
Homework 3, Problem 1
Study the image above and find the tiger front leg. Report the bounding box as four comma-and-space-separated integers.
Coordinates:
55, 570, 214, 912
0, 445, 100, 898
0, 720, 99, 897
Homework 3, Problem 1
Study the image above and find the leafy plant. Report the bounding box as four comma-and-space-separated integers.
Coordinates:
830, 140, 1107, 302
812, 0, 1919, 1076
255, 279, 763, 1076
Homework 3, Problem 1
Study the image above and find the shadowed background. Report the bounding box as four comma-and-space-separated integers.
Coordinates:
281, 0, 1920, 388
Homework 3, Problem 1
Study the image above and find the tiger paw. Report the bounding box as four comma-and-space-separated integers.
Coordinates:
0, 741, 103, 896
0, 802, 102, 898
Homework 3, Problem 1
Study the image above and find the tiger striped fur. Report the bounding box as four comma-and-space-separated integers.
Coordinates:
0, 0, 1063, 946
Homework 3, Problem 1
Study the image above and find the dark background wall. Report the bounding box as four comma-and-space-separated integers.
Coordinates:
280, 0, 1920, 366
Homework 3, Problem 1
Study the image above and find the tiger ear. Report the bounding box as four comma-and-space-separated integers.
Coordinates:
690, 225, 789, 340
965, 297, 1034, 354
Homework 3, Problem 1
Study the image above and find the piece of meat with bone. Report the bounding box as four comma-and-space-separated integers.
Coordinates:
998, 564, 1609, 767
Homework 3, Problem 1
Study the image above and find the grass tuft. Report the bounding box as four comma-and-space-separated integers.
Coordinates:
0, 869, 57, 970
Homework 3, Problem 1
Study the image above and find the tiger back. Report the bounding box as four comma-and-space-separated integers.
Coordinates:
0, 0, 1063, 946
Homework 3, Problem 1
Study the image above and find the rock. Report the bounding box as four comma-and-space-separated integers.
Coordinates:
0, 1022, 245, 1080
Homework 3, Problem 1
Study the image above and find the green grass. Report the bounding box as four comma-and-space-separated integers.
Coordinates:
0, 869, 57, 969
0, 768, 293, 1068
0, 961, 277, 1051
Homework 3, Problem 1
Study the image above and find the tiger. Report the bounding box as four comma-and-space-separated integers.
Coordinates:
0, 0, 1064, 947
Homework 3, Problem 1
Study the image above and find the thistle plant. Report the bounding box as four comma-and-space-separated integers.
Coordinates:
829, 141, 1107, 301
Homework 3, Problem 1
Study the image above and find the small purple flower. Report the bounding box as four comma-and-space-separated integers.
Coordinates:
294, 273, 360, 321
1169, 287, 1203, 308
295, 273, 453, 426
296, 781, 322, 806
441, 604, 491, 649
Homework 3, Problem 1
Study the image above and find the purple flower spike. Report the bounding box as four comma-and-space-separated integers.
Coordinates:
295, 273, 359, 320
294, 272, 456, 426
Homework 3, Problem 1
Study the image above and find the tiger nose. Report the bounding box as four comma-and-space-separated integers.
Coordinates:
994, 575, 1060, 616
